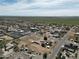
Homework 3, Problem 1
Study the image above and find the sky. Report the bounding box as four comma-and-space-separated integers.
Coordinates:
0, 0, 79, 16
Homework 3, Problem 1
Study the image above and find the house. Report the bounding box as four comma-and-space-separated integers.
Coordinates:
74, 32, 79, 43
52, 31, 60, 38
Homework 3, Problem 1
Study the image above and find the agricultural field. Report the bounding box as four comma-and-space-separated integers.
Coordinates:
32, 19, 79, 25
0, 16, 79, 25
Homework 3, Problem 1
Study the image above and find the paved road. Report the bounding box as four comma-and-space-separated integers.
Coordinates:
50, 27, 75, 59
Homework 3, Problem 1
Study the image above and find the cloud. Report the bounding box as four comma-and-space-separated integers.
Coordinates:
0, 0, 79, 16
0, 8, 79, 16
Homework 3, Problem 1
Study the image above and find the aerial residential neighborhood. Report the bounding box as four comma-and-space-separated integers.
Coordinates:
0, 17, 79, 59
0, 0, 79, 59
